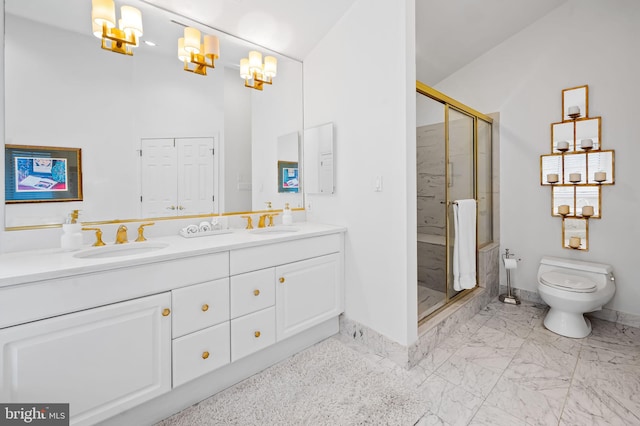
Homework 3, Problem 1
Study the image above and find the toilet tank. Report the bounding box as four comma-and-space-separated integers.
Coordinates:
538, 256, 614, 285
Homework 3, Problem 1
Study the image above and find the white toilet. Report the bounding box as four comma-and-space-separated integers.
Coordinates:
537, 256, 615, 338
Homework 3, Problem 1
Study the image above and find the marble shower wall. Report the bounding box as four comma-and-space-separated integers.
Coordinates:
416, 123, 446, 237
417, 240, 445, 291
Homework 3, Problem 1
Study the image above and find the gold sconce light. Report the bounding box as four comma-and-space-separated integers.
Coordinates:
91, 0, 143, 56
240, 51, 277, 90
178, 27, 220, 76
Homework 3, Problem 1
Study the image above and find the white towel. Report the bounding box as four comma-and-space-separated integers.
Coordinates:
453, 199, 477, 291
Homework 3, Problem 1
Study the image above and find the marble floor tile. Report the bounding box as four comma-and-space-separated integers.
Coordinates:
482, 314, 534, 339
468, 403, 528, 426
435, 354, 503, 397
484, 375, 569, 426
414, 411, 451, 426
417, 344, 458, 374
417, 374, 484, 426
560, 381, 640, 426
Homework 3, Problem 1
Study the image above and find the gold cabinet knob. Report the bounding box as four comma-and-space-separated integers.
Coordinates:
279, 277, 285, 283
202, 351, 210, 359
162, 308, 171, 317
254, 331, 261, 338
201, 304, 209, 312
253, 289, 260, 296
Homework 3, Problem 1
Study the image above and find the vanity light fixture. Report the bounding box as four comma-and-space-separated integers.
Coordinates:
240, 51, 277, 90
91, 0, 143, 56
178, 27, 220, 76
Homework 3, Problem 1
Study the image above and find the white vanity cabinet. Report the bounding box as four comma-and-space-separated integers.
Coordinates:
0, 292, 172, 426
230, 233, 343, 343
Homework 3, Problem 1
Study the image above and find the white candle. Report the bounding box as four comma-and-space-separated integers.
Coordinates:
568, 106, 580, 115
594, 171, 607, 182
558, 205, 570, 215
581, 139, 593, 150
582, 206, 594, 217
569, 236, 581, 249
546, 173, 559, 184
569, 173, 581, 183
557, 141, 570, 151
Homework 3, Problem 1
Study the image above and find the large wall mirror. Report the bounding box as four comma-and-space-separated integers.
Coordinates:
4, 0, 304, 228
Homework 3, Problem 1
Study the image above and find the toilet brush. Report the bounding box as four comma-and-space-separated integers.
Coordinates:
500, 248, 521, 305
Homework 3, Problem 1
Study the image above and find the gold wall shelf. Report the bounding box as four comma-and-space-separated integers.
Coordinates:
540, 85, 615, 250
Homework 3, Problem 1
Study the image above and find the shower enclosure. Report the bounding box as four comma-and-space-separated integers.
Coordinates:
416, 83, 493, 324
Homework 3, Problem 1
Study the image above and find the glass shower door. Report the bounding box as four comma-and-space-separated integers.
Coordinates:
446, 108, 475, 300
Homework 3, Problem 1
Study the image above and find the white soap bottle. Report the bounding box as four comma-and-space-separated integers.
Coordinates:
61, 210, 83, 251
282, 203, 293, 226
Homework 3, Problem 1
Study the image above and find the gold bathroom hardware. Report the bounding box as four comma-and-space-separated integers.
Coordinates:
279, 277, 285, 283
179, 28, 219, 76
240, 51, 277, 91
258, 214, 268, 228
202, 351, 210, 359
92, 0, 143, 56
82, 227, 106, 246
253, 289, 260, 296
241, 215, 253, 229
70, 209, 80, 224
201, 304, 209, 312
162, 308, 171, 316
267, 214, 278, 227
115, 225, 129, 244
254, 331, 261, 338
265, 201, 272, 209
135, 222, 155, 242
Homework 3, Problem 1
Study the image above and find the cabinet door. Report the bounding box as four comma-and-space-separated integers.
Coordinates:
0, 293, 171, 426
275, 253, 342, 341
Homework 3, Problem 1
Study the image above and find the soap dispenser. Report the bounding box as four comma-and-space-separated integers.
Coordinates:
282, 203, 293, 226
61, 209, 83, 251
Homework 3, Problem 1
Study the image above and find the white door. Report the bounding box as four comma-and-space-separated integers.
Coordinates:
140, 138, 178, 217
0, 293, 172, 426
176, 137, 215, 215
275, 254, 341, 341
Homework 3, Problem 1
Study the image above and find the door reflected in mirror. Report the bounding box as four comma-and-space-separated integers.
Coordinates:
304, 123, 334, 195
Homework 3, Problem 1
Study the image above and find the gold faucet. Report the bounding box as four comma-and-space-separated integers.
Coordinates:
266, 213, 278, 227
82, 227, 106, 246
135, 222, 155, 242
70, 209, 80, 224
258, 214, 268, 228
115, 225, 128, 244
241, 215, 254, 229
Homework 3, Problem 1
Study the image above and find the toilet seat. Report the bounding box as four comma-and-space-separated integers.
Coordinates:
540, 271, 597, 293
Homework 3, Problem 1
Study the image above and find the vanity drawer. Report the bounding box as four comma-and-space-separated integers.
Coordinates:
172, 321, 230, 387
172, 278, 229, 338
230, 269, 275, 319
230, 234, 341, 275
231, 307, 275, 362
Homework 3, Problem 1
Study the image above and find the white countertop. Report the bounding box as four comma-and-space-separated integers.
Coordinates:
0, 222, 346, 288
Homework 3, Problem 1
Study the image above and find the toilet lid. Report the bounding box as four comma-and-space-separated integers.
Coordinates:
540, 271, 597, 293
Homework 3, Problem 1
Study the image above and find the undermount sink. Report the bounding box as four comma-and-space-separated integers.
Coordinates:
249, 226, 300, 235
73, 241, 169, 259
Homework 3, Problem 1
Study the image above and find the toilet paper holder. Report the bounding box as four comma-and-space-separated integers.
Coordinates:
500, 248, 521, 305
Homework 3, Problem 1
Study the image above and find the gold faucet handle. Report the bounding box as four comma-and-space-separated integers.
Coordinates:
241, 215, 253, 229
115, 225, 128, 244
136, 222, 155, 242
258, 214, 269, 228
267, 213, 278, 227
82, 227, 106, 246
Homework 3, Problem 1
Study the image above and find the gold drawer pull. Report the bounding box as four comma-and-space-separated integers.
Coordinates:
201, 304, 209, 312
279, 277, 285, 283
253, 289, 260, 296
202, 351, 210, 359
254, 331, 261, 338
162, 308, 171, 317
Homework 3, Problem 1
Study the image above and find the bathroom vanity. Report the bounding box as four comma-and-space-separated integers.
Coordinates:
0, 223, 345, 425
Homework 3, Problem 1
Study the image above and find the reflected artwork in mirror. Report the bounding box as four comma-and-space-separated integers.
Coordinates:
4, 0, 304, 228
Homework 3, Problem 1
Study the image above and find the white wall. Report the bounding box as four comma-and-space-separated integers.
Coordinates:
304, 0, 417, 346
436, 0, 640, 316
223, 69, 252, 213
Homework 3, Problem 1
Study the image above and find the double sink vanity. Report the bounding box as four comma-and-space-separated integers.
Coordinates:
0, 222, 345, 425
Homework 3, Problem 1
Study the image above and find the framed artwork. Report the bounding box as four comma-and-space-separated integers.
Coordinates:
5, 145, 83, 203
277, 161, 299, 193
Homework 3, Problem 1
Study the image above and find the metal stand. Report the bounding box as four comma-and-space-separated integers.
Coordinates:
499, 248, 520, 305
